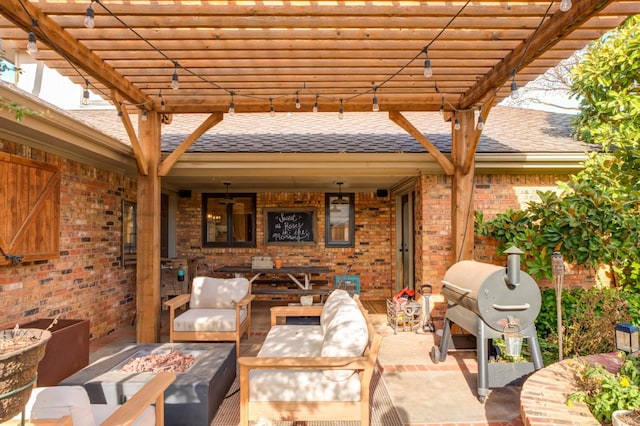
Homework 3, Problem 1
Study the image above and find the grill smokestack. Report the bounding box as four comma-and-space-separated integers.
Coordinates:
504, 246, 524, 287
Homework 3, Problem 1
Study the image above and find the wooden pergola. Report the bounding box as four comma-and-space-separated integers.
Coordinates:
0, 0, 635, 342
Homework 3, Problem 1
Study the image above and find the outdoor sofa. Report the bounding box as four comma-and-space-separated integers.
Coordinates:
238, 289, 382, 425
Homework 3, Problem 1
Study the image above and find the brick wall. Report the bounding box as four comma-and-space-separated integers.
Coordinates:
0, 141, 137, 339
176, 191, 395, 300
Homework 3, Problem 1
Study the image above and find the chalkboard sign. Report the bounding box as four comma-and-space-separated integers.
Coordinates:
265, 209, 316, 243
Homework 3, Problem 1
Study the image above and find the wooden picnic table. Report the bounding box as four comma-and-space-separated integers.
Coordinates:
215, 265, 332, 290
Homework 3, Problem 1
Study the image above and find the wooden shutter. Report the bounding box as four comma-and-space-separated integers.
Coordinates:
0, 152, 60, 265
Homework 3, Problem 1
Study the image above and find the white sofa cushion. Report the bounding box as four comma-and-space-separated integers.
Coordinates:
321, 303, 369, 381
173, 307, 247, 332
189, 276, 249, 309
249, 370, 361, 402
258, 324, 324, 357
28, 386, 96, 425
320, 289, 355, 335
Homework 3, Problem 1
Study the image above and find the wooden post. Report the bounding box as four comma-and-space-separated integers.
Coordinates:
136, 111, 162, 342
451, 109, 476, 262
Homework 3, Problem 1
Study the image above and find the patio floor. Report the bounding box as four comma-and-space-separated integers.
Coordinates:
89, 300, 524, 426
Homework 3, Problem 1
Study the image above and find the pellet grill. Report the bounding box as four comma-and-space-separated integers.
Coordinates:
430, 247, 543, 402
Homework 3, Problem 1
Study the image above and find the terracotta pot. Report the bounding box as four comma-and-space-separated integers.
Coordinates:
612, 409, 640, 426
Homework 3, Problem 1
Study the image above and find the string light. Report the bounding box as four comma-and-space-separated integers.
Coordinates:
454, 116, 461, 131
116, 101, 123, 120
69, 0, 476, 113
372, 87, 380, 112
510, 81, 520, 99
26, 19, 38, 53
439, 96, 444, 115
228, 91, 235, 115
84, 1, 95, 29
269, 98, 275, 116
141, 109, 147, 121
476, 114, 484, 130
423, 48, 433, 78
82, 79, 90, 105
171, 61, 179, 90
559, 0, 572, 12
338, 98, 344, 120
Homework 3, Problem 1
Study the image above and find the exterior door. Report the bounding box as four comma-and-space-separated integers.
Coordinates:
396, 190, 415, 292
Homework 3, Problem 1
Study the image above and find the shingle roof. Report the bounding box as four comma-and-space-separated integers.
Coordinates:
70, 105, 595, 155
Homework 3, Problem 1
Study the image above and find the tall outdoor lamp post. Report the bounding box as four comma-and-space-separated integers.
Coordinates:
552, 252, 565, 361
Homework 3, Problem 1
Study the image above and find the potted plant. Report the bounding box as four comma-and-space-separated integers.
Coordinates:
0, 328, 52, 421
612, 409, 640, 426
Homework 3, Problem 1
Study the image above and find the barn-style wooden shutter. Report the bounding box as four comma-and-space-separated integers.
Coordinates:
0, 152, 60, 265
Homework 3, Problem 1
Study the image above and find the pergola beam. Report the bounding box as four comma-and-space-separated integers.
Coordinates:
460, 0, 616, 109
0, 0, 150, 108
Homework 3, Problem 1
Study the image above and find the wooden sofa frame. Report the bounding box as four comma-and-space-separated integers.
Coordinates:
164, 291, 254, 358
7, 372, 175, 426
238, 296, 382, 425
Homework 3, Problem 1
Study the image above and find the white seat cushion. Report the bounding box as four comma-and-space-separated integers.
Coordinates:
249, 370, 361, 402
92, 404, 156, 426
173, 307, 247, 332
258, 325, 324, 357
190, 276, 249, 309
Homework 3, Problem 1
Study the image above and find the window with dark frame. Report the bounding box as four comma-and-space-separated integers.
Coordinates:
325, 192, 355, 247
202, 193, 256, 247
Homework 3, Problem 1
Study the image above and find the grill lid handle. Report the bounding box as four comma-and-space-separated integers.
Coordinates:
493, 303, 530, 311
441, 280, 471, 295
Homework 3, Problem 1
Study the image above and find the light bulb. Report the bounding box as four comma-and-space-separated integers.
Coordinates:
338, 99, 344, 120
454, 117, 461, 131
116, 109, 123, 121
313, 96, 319, 113
510, 81, 520, 99
372, 95, 379, 112
82, 89, 90, 105
295, 94, 301, 109
171, 71, 179, 90
439, 103, 444, 116
141, 110, 148, 122
228, 101, 235, 115
84, 6, 95, 29
476, 115, 484, 130
270, 105, 275, 117
559, 0, 572, 12
26, 32, 37, 53
423, 58, 433, 78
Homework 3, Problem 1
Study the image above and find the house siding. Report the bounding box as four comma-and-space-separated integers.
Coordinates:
0, 141, 137, 339
0, 142, 597, 341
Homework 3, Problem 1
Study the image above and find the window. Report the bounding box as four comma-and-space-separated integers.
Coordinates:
202, 193, 256, 247
325, 192, 354, 247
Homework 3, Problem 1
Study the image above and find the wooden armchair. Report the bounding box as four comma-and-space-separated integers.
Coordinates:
13, 371, 175, 426
164, 276, 254, 357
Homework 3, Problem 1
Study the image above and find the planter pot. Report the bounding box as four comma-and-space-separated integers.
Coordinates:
613, 409, 640, 426
0, 328, 52, 422
18, 319, 89, 386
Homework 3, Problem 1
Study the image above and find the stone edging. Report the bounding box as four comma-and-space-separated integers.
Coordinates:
520, 354, 623, 426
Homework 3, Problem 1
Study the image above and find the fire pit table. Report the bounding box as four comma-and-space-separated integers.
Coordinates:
59, 342, 236, 426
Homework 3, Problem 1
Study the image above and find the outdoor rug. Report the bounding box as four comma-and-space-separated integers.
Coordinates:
211, 368, 403, 425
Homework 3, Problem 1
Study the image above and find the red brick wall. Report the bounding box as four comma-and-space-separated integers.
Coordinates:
0, 141, 137, 339
176, 191, 395, 300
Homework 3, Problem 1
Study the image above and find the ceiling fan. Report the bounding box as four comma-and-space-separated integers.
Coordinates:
219, 182, 236, 205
